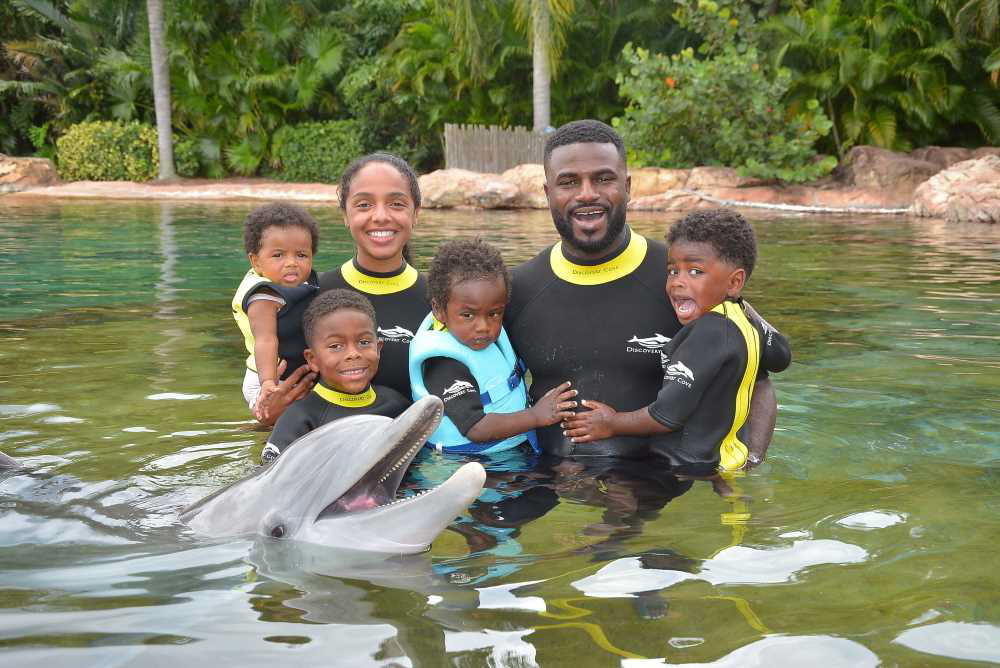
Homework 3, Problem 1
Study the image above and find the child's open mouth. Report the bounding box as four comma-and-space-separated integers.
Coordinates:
672, 297, 698, 319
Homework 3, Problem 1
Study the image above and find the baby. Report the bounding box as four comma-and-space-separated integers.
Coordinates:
233, 203, 319, 420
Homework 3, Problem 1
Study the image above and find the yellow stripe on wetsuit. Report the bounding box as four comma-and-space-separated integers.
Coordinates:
341, 259, 418, 295
711, 300, 760, 471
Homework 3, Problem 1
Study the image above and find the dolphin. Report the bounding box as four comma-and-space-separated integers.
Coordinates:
0, 451, 18, 469
181, 396, 486, 554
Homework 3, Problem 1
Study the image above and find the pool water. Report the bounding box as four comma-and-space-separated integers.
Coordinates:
1, 200, 999, 667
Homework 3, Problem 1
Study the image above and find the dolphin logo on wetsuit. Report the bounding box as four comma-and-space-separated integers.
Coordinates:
627, 333, 672, 349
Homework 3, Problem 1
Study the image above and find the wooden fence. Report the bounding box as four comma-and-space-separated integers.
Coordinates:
444, 124, 546, 173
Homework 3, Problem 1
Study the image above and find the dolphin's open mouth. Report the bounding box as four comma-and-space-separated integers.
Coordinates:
319, 400, 443, 517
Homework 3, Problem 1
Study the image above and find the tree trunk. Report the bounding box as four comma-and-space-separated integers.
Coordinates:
147, 0, 175, 180
532, 0, 551, 132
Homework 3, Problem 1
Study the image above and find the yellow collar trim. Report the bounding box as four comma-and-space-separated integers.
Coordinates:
549, 231, 647, 285
314, 383, 376, 407
341, 259, 418, 295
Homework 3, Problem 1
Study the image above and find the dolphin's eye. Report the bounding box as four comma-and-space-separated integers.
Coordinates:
270, 525, 285, 538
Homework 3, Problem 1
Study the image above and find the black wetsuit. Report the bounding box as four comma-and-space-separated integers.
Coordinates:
267, 382, 411, 453
233, 269, 319, 380
506, 227, 682, 458
319, 259, 430, 398
648, 299, 791, 474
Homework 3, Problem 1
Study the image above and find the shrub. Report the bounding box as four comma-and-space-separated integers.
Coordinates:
273, 121, 364, 183
56, 120, 160, 181
173, 137, 201, 178
615, 43, 837, 183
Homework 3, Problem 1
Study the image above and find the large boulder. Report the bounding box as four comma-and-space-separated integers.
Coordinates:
0, 154, 59, 193
418, 168, 519, 209
501, 163, 547, 208
685, 166, 764, 191
909, 146, 973, 170
628, 189, 707, 211
842, 146, 939, 204
629, 167, 690, 197
911, 155, 1000, 223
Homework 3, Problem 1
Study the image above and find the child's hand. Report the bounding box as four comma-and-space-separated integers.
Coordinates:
562, 400, 617, 443
253, 380, 278, 421
529, 381, 578, 427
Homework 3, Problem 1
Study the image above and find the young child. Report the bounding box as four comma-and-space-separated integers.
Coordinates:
563, 209, 791, 474
409, 238, 578, 455
261, 289, 411, 463
233, 202, 320, 419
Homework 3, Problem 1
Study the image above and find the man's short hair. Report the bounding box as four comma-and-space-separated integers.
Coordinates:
667, 209, 757, 277
543, 120, 626, 170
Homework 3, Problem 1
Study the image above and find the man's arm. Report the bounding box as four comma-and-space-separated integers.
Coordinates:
745, 377, 776, 467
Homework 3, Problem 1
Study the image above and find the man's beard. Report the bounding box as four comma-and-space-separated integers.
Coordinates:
552, 203, 627, 255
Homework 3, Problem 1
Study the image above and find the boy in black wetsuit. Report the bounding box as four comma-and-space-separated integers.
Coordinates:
260, 289, 410, 463
562, 209, 791, 474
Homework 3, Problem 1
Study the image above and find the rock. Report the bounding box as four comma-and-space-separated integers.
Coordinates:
842, 145, 939, 202
911, 155, 1000, 222
0, 154, 59, 193
972, 146, 1000, 159
501, 164, 547, 208
685, 166, 763, 191
628, 190, 710, 211
909, 146, 973, 170
418, 169, 519, 209
629, 167, 690, 197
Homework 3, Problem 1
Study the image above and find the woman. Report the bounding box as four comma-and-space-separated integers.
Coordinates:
257, 153, 428, 424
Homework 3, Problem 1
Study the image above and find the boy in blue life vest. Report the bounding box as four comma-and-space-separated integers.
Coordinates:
409, 238, 578, 455
562, 209, 792, 475
233, 203, 320, 421
261, 289, 411, 463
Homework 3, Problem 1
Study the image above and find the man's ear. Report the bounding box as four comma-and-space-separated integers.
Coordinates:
303, 347, 320, 373
376, 339, 384, 355
727, 268, 747, 297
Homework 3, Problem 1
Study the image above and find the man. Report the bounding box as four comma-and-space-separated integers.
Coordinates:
504, 119, 777, 461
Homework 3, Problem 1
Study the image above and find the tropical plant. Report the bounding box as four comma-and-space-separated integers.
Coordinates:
762, 0, 1000, 155
56, 119, 159, 180
616, 43, 836, 182
273, 120, 364, 183
146, 0, 173, 178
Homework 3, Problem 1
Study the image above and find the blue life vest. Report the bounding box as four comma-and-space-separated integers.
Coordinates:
409, 312, 538, 455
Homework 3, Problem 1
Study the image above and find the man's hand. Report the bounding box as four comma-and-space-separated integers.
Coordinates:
254, 361, 316, 426
562, 399, 619, 443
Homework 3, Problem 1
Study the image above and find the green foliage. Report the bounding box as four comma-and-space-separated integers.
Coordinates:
616, 43, 835, 183
273, 121, 364, 183
56, 120, 159, 181
761, 0, 1000, 154
173, 136, 200, 178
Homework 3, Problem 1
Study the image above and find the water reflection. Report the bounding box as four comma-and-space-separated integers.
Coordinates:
3, 202, 1000, 665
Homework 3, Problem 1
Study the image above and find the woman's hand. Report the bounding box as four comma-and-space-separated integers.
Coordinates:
254, 361, 316, 426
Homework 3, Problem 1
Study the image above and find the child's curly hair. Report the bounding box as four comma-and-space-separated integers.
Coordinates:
303, 289, 377, 347
667, 208, 757, 276
243, 202, 320, 255
427, 238, 510, 311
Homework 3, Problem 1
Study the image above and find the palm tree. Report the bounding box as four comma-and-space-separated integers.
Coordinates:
440, 0, 575, 131
146, 0, 174, 179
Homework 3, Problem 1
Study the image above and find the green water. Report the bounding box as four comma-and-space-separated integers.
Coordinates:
1, 200, 999, 667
